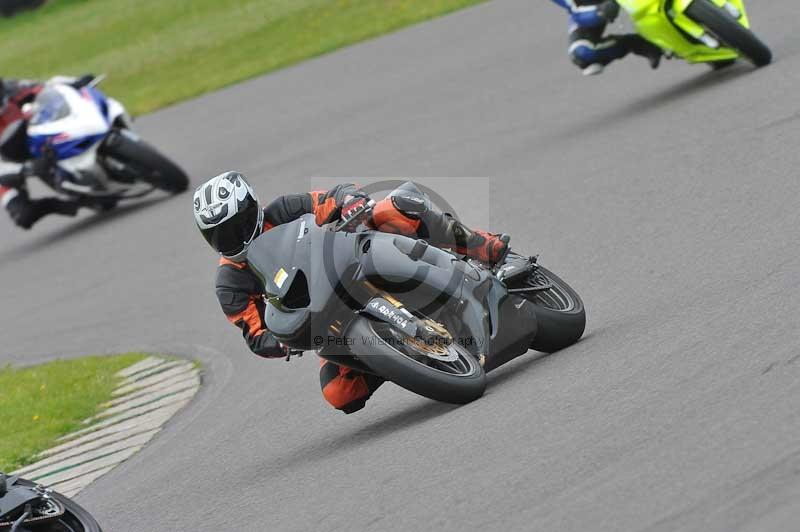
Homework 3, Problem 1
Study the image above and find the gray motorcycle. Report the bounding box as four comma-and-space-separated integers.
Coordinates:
248, 202, 586, 404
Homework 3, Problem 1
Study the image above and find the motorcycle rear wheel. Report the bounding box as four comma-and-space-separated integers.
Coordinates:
520, 266, 586, 353
349, 317, 486, 404
686, 0, 771, 66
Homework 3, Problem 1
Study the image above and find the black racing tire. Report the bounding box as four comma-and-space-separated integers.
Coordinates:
10, 478, 103, 531
522, 266, 586, 353
348, 317, 486, 404
686, 0, 771, 67
101, 129, 189, 193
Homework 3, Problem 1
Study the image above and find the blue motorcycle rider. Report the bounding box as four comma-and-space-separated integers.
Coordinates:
550, 0, 663, 75
0, 76, 96, 229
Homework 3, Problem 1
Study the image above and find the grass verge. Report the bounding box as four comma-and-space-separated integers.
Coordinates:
0, 0, 487, 115
0, 353, 147, 472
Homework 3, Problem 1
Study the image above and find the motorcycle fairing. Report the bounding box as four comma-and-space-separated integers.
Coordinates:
360, 297, 419, 338
249, 215, 359, 346
482, 291, 538, 371
358, 236, 537, 365
357, 232, 467, 311
616, 0, 750, 63
249, 215, 356, 306
0, 481, 39, 521
27, 84, 109, 159
105, 96, 130, 127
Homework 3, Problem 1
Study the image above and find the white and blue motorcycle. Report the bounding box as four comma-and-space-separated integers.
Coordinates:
1, 75, 188, 207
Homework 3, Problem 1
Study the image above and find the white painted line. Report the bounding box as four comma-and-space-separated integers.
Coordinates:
113, 363, 195, 396
66, 388, 198, 440
55, 466, 115, 498
82, 384, 199, 425
90, 375, 200, 421
115, 356, 164, 378
39, 400, 190, 458
103, 370, 200, 409
119, 359, 185, 386
11, 356, 200, 498
31, 446, 142, 485
17, 434, 155, 480
14, 429, 160, 477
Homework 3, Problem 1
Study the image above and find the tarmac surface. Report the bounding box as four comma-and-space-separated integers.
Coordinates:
2, 0, 799, 530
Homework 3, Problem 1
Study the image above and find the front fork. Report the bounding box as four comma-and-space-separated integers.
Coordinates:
670, 0, 751, 45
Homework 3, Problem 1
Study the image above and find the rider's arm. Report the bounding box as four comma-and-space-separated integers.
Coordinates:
262, 183, 367, 228
549, 0, 608, 27
215, 259, 285, 358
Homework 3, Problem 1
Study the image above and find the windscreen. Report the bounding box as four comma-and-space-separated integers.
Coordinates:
247, 216, 312, 297
29, 88, 71, 126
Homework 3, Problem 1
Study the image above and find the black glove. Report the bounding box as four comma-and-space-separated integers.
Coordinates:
597, 0, 620, 23
23, 145, 57, 180
339, 192, 373, 230
282, 345, 304, 362
5, 192, 34, 229
340, 191, 369, 217
71, 74, 96, 90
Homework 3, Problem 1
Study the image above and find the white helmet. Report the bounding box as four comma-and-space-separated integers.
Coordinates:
193, 171, 263, 261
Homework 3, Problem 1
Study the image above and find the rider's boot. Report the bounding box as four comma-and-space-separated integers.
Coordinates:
77, 195, 118, 212
5, 190, 79, 229
370, 181, 511, 265
424, 212, 510, 265
450, 220, 511, 265
613, 34, 663, 69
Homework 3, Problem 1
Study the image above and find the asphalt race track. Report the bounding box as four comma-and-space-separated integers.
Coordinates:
2, 1, 799, 530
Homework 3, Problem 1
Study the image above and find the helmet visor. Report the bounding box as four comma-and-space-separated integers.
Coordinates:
200, 201, 260, 257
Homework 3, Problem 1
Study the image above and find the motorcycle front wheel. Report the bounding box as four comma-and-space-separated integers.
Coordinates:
6, 478, 102, 532
348, 317, 486, 404
101, 129, 189, 193
686, 0, 771, 66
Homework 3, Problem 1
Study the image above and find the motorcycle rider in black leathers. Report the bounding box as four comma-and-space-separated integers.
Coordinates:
194, 172, 511, 414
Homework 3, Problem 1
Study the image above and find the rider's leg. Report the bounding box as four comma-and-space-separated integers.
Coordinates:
568, 24, 662, 75
609, 33, 663, 69
568, 25, 628, 75
2, 187, 79, 230
319, 359, 384, 414
370, 181, 510, 265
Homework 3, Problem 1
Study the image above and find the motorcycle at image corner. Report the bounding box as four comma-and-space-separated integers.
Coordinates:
0, 473, 101, 531
247, 202, 586, 404
617, 0, 771, 67
0, 76, 188, 209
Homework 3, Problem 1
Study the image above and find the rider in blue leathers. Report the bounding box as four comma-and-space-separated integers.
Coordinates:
549, 0, 663, 75
0, 76, 98, 229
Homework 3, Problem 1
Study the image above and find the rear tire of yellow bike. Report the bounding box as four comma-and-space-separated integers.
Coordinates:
686, 0, 771, 67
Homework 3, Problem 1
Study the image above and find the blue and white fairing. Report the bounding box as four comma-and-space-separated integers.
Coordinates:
28, 85, 109, 159
25, 81, 132, 195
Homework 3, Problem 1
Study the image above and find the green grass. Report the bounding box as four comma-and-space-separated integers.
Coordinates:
0, 353, 147, 472
0, 0, 486, 115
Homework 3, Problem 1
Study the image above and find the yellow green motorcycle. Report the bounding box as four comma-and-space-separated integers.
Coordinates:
616, 0, 771, 67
